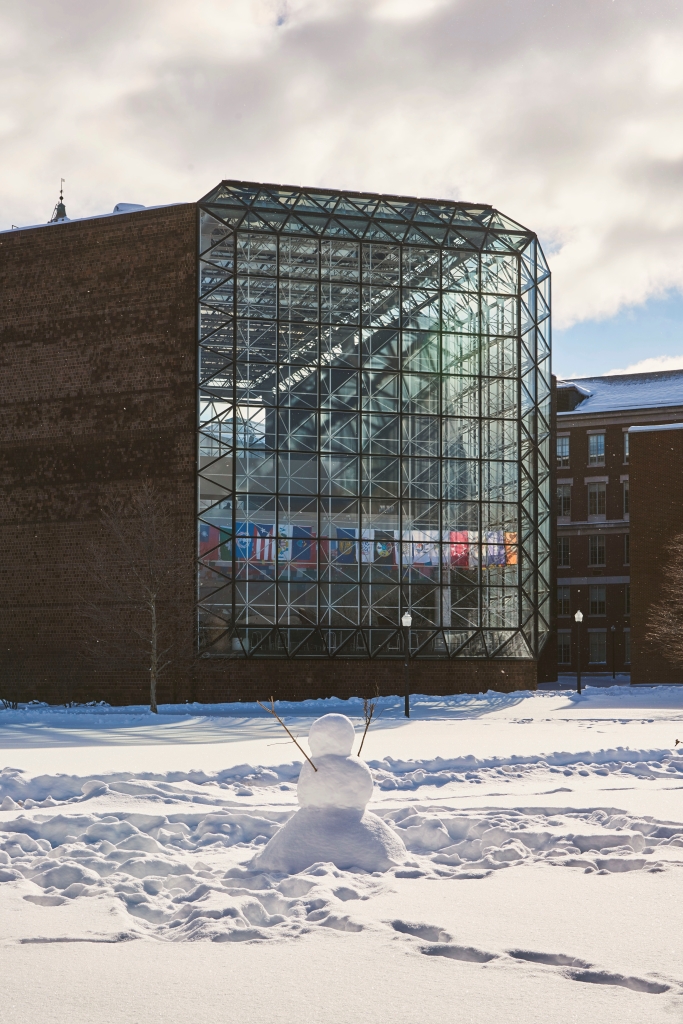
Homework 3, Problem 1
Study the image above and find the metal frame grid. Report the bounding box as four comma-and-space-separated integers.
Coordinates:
196, 181, 551, 660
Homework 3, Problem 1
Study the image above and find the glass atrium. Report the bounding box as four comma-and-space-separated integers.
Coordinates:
197, 182, 551, 661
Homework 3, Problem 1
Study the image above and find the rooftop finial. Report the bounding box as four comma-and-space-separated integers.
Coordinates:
50, 178, 68, 223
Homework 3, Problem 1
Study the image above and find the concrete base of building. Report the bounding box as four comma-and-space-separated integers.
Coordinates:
1, 658, 539, 707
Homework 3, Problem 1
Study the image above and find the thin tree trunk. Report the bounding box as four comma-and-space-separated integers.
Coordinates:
150, 595, 158, 714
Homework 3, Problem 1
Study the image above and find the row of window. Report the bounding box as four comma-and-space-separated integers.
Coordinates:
557, 481, 629, 519
558, 535, 630, 567
558, 629, 631, 665
557, 432, 628, 468
558, 584, 630, 616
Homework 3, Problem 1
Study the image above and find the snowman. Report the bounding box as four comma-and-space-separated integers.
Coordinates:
253, 713, 406, 873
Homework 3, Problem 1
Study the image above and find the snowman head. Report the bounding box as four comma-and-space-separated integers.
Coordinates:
308, 713, 355, 758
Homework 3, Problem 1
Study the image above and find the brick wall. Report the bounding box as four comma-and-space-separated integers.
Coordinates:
630, 426, 683, 684
0, 205, 198, 703
185, 657, 537, 705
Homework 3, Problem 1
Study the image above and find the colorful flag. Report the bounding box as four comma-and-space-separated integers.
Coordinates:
199, 522, 220, 557
411, 530, 439, 566
448, 530, 469, 567
292, 526, 316, 565
332, 528, 358, 564
219, 527, 232, 561
277, 524, 293, 561
374, 530, 398, 565
468, 530, 480, 567
484, 530, 505, 567
254, 524, 275, 562
504, 531, 518, 566
361, 529, 374, 563
235, 522, 254, 560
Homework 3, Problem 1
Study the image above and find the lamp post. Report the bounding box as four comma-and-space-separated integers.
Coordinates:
611, 625, 616, 679
401, 611, 412, 718
575, 610, 583, 694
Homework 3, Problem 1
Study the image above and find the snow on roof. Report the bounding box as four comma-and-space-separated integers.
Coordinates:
629, 422, 683, 433
557, 369, 683, 415
0, 203, 180, 236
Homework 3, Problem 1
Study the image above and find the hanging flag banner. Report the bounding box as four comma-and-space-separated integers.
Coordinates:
199, 522, 220, 557
254, 524, 275, 562
504, 531, 518, 566
332, 527, 358, 564
277, 524, 293, 561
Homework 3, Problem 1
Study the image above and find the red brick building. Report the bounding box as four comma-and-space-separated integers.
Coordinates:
556, 370, 683, 677
629, 422, 683, 684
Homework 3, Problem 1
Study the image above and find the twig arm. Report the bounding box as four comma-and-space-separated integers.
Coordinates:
357, 703, 375, 757
257, 698, 317, 771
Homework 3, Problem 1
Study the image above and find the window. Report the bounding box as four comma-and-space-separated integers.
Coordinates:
624, 432, 629, 463
623, 481, 629, 517
557, 586, 570, 616
557, 436, 570, 467
589, 630, 607, 664
624, 534, 630, 565
589, 585, 606, 615
557, 484, 571, 518
588, 482, 606, 517
588, 433, 605, 466
624, 583, 630, 615
558, 537, 571, 567
624, 629, 631, 664
558, 632, 571, 665
588, 534, 605, 566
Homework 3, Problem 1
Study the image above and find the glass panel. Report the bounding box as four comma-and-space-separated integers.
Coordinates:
321, 240, 360, 281
362, 328, 399, 369
403, 416, 439, 456
321, 411, 359, 453
362, 244, 400, 284
236, 233, 277, 276
403, 247, 440, 288
279, 237, 318, 278
402, 331, 439, 372
279, 279, 318, 322
320, 368, 359, 409
321, 283, 360, 324
362, 413, 400, 455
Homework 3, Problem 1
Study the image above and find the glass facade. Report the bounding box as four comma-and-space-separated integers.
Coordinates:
197, 182, 551, 661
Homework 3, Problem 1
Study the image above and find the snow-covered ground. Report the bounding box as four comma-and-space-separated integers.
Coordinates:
1, 684, 682, 1023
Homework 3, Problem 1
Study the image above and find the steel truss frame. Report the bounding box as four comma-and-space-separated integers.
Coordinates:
196, 181, 551, 660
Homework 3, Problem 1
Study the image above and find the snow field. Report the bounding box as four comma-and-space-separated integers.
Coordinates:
1, 685, 682, 1022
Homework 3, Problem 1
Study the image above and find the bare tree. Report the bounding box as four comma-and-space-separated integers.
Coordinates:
82, 481, 193, 712
357, 687, 382, 758
645, 532, 683, 668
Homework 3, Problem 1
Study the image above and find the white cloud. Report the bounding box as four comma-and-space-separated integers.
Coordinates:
2, 0, 683, 329
606, 354, 683, 376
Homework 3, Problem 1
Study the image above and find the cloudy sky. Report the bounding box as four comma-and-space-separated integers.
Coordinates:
2, 0, 683, 377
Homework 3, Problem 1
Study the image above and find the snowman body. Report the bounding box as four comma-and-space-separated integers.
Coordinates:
253, 713, 406, 873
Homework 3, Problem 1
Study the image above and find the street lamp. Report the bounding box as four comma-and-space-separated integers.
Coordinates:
401, 611, 412, 718
611, 625, 616, 680
574, 610, 583, 694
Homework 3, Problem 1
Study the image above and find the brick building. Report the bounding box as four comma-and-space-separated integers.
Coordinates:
0, 182, 553, 705
556, 370, 683, 677
629, 422, 683, 684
